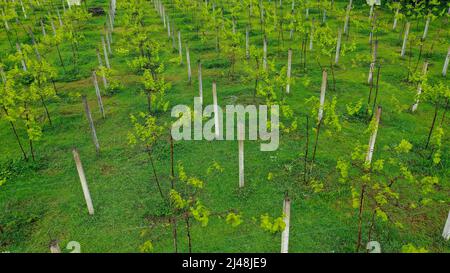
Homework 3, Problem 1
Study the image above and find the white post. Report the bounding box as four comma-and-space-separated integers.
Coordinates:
368, 40, 378, 84
105, 33, 112, 55
40, 20, 46, 36
102, 37, 110, 69
366, 106, 382, 164
392, 8, 399, 30
263, 35, 267, 71
82, 96, 100, 154
72, 149, 95, 215
281, 197, 291, 253
16, 43, 27, 71
20, 0, 27, 19
411, 62, 429, 112
422, 16, 430, 40
335, 29, 342, 65
246, 27, 250, 59
286, 49, 292, 94
309, 19, 314, 51
96, 49, 103, 67
198, 60, 203, 104
318, 69, 327, 122
167, 16, 171, 38
344, 4, 351, 35
238, 122, 245, 188
442, 46, 450, 77
178, 31, 183, 64
186, 46, 192, 84
92, 71, 106, 119
401, 22, 410, 57
50, 240, 61, 253
2, 10, 9, 31
443, 211, 450, 240
0, 66, 5, 83
212, 81, 220, 139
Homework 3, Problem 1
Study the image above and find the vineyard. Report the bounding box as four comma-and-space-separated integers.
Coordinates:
0, 0, 449, 253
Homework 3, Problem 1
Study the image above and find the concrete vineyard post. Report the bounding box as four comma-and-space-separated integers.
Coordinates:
392, 8, 399, 30
443, 211, 450, 240
102, 37, 110, 69
20, 0, 27, 19
368, 40, 378, 84
318, 69, 327, 122
50, 241, 61, 253
0, 66, 6, 83
212, 81, 220, 139
411, 62, 429, 112
281, 197, 291, 253
422, 16, 430, 40
309, 19, 314, 51
92, 71, 105, 119
286, 49, 292, 94
178, 31, 183, 64
16, 43, 27, 71
238, 122, 245, 188
246, 27, 250, 59
82, 96, 100, 154
366, 106, 382, 164
263, 35, 267, 71
335, 29, 342, 65
401, 22, 410, 58
198, 60, 203, 104
442, 47, 450, 77
186, 46, 191, 84
72, 149, 95, 215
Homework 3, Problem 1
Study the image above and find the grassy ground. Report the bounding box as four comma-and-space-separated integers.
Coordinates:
0, 0, 449, 253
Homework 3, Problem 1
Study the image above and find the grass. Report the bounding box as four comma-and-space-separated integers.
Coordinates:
0, 0, 449, 253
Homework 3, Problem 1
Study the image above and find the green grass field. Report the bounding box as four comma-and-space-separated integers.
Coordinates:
0, 0, 449, 253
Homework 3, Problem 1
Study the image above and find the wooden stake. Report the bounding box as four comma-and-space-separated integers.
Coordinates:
281, 197, 291, 253
72, 149, 95, 215
238, 122, 245, 188
82, 96, 100, 154
366, 106, 382, 164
